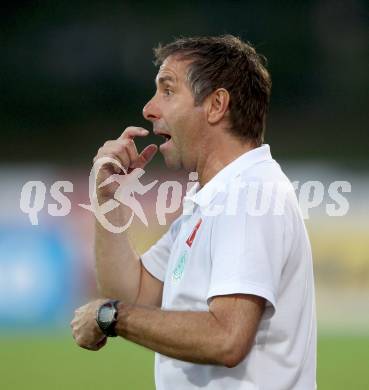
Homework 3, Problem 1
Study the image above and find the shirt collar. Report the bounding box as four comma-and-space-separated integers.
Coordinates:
183, 144, 273, 209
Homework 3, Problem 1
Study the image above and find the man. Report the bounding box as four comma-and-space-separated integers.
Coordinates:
71, 35, 317, 389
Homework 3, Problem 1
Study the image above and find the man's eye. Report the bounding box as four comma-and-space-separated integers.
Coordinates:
164, 88, 172, 96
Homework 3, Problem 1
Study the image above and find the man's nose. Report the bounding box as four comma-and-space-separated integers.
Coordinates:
142, 98, 161, 122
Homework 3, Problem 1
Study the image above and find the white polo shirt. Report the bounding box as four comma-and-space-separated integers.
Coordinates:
141, 145, 316, 390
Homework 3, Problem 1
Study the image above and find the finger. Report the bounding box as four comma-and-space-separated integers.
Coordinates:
96, 151, 130, 173
94, 141, 131, 169
75, 334, 94, 350
95, 337, 108, 350
118, 127, 149, 141
76, 302, 90, 311
81, 336, 106, 351
124, 139, 140, 167
132, 144, 158, 169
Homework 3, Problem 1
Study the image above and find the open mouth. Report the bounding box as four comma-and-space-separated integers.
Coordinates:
157, 133, 172, 144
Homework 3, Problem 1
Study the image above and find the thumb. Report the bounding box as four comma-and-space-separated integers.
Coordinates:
132, 144, 158, 169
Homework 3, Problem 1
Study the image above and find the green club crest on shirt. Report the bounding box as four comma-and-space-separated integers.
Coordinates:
172, 251, 187, 280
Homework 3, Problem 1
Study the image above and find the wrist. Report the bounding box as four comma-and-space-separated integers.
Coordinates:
115, 301, 130, 338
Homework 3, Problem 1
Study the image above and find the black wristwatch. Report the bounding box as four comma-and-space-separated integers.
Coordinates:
96, 300, 120, 337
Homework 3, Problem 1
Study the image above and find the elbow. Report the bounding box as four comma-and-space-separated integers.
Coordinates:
219, 339, 253, 368
222, 351, 246, 369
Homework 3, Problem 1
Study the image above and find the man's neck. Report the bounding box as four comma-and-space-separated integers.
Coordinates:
196, 135, 256, 187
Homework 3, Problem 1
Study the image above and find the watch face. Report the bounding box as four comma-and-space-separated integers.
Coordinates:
99, 305, 114, 324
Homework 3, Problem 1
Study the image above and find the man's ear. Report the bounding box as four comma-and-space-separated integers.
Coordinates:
206, 88, 230, 125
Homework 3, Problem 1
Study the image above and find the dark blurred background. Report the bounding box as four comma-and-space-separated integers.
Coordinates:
1, 1, 369, 389
1, 0, 368, 166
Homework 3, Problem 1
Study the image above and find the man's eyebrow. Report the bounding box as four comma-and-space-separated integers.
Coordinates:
155, 75, 176, 86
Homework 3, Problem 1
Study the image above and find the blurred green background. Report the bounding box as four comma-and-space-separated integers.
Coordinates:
1, 1, 368, 389
1, 333, 369, 389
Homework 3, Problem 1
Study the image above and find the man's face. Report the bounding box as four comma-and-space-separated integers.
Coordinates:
142, 56, 206, 171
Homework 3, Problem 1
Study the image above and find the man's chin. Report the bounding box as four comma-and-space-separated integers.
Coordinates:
161, 152, 182, 171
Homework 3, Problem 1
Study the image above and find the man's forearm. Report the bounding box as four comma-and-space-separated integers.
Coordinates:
95, 206, 141, 303
115, 303, 232, 366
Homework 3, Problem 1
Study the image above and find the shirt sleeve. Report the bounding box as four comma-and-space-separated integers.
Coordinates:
141, 215, 184, 282
207, 201, 287, 317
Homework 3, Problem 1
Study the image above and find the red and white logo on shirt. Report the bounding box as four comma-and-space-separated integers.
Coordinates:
186, 218, 202, 247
